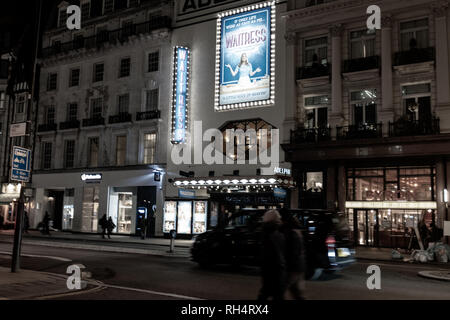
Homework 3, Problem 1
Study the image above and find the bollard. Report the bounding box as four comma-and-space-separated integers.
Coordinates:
168, 229, 176, 253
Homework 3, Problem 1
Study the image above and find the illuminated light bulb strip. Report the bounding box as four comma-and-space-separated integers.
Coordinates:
214, 1, 276, 112
172, 175, 295, 188
171, 46, 191, 144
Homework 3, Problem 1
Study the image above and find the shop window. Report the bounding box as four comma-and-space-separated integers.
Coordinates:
304, 36, 328, 66
400, 18, 428, 51
163, 201, 177, 233
82, 187, 99, 233
117, 193, 133, 233
193, 201, 207, 234
63, 189, 75, 230
305, 172, 323, 192
350, 29, 376, 59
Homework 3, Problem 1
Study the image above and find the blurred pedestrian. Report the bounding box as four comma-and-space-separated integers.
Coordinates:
106, 217, 116, 239
42, 211, 51, 235
258, 209, 286, 301
139, 217, 147, 240
280, 208, 306, 300
99, 214, 107, 239
23, 211, 30, 234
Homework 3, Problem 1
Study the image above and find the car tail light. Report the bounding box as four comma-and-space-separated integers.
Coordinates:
326, 235, 336, 246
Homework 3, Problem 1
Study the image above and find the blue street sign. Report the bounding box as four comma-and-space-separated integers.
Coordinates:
11, 146, 31, 182
179, 189, 195, 199
274, 187, 287, 199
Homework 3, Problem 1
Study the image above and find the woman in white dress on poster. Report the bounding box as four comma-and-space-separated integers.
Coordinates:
226, 53, 261, 87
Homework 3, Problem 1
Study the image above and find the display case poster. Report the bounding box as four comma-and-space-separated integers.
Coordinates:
193, 201, 208, 234
163, 201, 177, 233
177, 201, 192, 234
210, 202, 219, 227
219, 6, 271, 105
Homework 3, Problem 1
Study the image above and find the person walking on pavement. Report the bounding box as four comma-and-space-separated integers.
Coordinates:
280, 208, 307, 300
258, 209, 287, 301
42, 211, 51, 235
106, 217, 116, 239
99, 214, 107, 239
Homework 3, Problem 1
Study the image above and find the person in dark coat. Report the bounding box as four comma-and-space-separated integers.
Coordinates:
106, 217, 116, 239
258, 210, 287, 301
23, 211, 30, 234
280, 208, 307, 300
42, 211, 51, 235
139, 217, 147, 240
99, 214, 107, 239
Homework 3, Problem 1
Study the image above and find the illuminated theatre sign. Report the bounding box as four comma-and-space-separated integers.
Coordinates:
171, 46, 191, 144
215, 1, 276, 111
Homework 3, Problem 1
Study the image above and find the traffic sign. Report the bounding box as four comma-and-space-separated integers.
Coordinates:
11, 146, 32, 182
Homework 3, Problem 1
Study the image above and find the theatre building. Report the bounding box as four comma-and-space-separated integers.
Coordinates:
282, 0, 450, 247
163, 0, 295, 238
29, 0, 172, 235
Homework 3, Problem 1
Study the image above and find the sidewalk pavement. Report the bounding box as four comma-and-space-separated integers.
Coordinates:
0, 266, 94, 300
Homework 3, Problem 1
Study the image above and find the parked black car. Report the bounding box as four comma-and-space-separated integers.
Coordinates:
191, 208, 355, 279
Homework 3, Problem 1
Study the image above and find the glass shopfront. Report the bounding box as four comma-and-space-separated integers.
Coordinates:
163, 200, 209, 236
108, 187, 137, 234
346, 166, 436, 248
82, 187, 99, 232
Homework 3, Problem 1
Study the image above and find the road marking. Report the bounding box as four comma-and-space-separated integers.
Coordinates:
99, 283, 204, 300
0, 251, 72, 262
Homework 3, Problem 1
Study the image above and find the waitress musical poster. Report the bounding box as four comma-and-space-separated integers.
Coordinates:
219, 6, 272, 106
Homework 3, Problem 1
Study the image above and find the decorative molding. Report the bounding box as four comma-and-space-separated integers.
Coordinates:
330, 24, 344, 37
381, 15, 393, 28
431, 1, 449, 18
283, 0, 365, 19
284, 31, 297, 45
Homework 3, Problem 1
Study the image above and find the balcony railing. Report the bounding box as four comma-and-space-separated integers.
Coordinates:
389, 117, 440, 137
393, 47, 435, 66
82, 117, 105, 127
343, 56, 380, 73
136, 110, 160, 121
37, 123, 57, 132
290, 127, 331, 144
59, 120, 80, 130
109, 112, 132, 124
336, 123, 382, 140
42, 16, 172, 58
296, 63, 331, 80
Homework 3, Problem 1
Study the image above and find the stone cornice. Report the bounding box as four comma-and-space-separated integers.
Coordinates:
431, 0, 449, 17
282, 0, 366, 20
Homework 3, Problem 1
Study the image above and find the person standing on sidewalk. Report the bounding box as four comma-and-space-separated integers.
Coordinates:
23, 211, 30, 234
258, 209, 287, 301
106, 217, 116, 239
139, 217, 147, 240
280, 208, 307, 300
99, 214, 107, 239
42, 211, 51, 235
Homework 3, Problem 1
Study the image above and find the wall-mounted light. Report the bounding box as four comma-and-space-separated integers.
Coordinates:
444, 188, 449, 208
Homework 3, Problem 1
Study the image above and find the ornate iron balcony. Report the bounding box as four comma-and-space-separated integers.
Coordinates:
136, 110, 160, 121
109, 113, 132, 124
59, 120, 80, 130
82, 117, 105, 127
393, 47, 435, 66
336, 123, 382, 140
343, 56, 380, 73
290, 127, 331, 144
296, 63, 331, 80
389, 117, 440, 137
37, 123, 57, 132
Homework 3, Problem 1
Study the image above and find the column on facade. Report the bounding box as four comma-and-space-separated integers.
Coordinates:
436, 160, 446, 229
380, 16, 394, 135
433, 3, 450, 109
282, 31, 297, 144
330, 24, 343, 133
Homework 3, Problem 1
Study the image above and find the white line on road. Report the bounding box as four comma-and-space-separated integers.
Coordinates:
0, 251, 72, 262
99, 283, 205, 300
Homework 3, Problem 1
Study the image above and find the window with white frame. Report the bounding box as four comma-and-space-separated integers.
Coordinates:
148, 51, 159, 72
304, 36, 328, 66
67, 103, 78, 121
145, 89, 158, 111
119, 57, 131, 78
116, 135, 127, 166
90, 98, 103, 118
401, 83, 431, 121
118, 94, 129, 114
41, 142, 52, 169
46, 105, 55, 124
88, 137, 99, 167
143, 133, 156, 164
400, 18, 428, 51
350, 89, 377, 126
350, 29, 376, 59
47, 73, 57, 91
64, 140, 75, 168
304, 95, 329, 128
69, 68, 80, 87
15, 94, 25, 114
93, 63, 104, 82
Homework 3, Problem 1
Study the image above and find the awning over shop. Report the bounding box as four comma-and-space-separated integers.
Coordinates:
0, 193, 20, 204
173, 175, 296, 189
